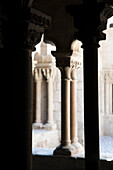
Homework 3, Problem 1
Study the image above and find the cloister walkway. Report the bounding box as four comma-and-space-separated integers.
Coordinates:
32, 136, 113, 161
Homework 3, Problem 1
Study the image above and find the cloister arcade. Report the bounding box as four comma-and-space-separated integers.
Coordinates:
32, 16, 113, 158
1, 1, 113, 170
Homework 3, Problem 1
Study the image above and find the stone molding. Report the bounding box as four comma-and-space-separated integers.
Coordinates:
34, 54, 55, 65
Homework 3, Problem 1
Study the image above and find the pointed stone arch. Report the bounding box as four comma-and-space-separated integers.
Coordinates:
99, 4, 113, 32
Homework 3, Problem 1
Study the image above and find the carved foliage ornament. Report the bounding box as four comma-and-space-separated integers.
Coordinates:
104, 71, 113, 81
34, 68, 43, 81
70, 59, 81, 70
21, 8, 51, 50
30, 11, 51, 29
24, 28, 43, 51
42, 67, 56, 81
5, 7, 51, 50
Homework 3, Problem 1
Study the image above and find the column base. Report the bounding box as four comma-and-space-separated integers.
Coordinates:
53, 144, 78, 156
43, 123, 57, 130
32, 122, 43, 129
71, 142, 84, 154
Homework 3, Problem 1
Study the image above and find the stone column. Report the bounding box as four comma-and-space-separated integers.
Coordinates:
42, 67, 56, 129
99, 71, 105, 136
104, 73, 110, 114
3, 4, 51, 170
33, 68, 43, 128
47, 78, 53, 124
62, 67, 71, 147
66, 3, 111, 169
82, 38, 102, 170
110, 82, 113, 114
112, 84, 113, 114
70, 68, 83, 153
53, 56, 75, 156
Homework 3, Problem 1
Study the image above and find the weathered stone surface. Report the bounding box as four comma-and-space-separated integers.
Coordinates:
32, 129, 60, 148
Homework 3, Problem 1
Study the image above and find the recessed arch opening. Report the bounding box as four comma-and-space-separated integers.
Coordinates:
32, 15, 113, 160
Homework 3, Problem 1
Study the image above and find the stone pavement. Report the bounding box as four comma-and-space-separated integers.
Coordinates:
100, 136, 113, 160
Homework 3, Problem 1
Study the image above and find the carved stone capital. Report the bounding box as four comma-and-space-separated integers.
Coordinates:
52, 51, 73, 68
104, 71, 113, 82
42, 67, 56, 81
70, 56, 81, 70
70, 68, 77, 81
52, 51, 81, 81
66, 4, 113, 46
5, 8, 51, 50
34, 68, 43, 81
64, 67, 71, 80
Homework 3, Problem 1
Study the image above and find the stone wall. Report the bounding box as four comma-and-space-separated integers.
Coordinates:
99, 23, 113, 137
77, 66, 84, 145
103, 115, 113, 137
53, 68, 61, 139
32, 129, 59, 148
